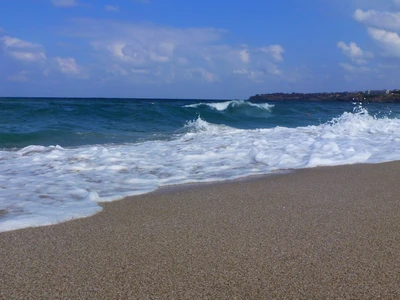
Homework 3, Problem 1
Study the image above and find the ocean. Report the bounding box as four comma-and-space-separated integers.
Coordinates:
1, 97, 400, 232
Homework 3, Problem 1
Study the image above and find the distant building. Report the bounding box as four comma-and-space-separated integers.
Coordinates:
365, 90, 389, 95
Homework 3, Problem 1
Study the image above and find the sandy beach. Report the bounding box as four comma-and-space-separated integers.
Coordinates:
1, 161, 400, 299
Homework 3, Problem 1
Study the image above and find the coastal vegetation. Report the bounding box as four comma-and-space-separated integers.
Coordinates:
249, 89, 400, 102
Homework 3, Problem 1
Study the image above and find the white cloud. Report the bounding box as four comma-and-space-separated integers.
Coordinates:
51, 0, 79, 7
233, 69, 248, 75
337, 41, 362, 57
267, 63, 283, 75
108, 64, 129, 76
239, 50, 250, 63
105, 5, 119, 12
2, 36, 40, 49
10, 52, 46, 62
354, 9, 400, 31
131, 68, 150, 74
149, 43, 174, 62
1, 36, 46, 62
200, 69, 217, 82
64, 19, 286, 84
259, 45, 285, 62
349, 5, 400, 67
340, 63, 370, 73
185, 68, 217, 82
55, 57, 80, 74
337, 41, 373, 64
248, 46, 285, 78
87, 24, 223, 68
367, 27, 400, 56
0, 34, 87, 82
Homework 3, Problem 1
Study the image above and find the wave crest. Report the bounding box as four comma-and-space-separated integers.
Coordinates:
323, 105, 398, 136
182, 116, 235, 134
185, 100, 274, 112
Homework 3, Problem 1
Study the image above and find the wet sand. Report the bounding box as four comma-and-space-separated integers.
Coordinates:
1, 162, 400, 299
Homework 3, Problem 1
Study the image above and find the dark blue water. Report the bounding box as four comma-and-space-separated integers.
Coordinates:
1, 97, 397, 149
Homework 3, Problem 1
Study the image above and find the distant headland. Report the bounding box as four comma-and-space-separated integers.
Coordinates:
248, 89, 400, 103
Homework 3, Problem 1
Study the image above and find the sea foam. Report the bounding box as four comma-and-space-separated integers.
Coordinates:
1, 106, 400, 232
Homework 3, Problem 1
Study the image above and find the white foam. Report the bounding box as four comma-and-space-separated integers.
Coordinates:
1, 108, 400, 232
184, 100, 274, 111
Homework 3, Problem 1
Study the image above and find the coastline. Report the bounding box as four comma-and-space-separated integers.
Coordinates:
248, 90, 400, 102
1, 161, 400, 298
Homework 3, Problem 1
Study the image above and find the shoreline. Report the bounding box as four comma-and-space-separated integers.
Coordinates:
1, 161, 400, 298
151, 169, 290, 194
248, 90, 400, 102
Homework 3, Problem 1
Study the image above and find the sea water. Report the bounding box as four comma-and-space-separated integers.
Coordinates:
1, 98, 400, 232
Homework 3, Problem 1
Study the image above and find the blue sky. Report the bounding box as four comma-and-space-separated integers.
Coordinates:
1, 0, 400, 99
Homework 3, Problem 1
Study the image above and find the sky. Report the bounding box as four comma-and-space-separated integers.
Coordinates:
1, 0, 400, 99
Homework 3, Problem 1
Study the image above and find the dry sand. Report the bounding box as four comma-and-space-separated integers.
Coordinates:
1, 162, 400, 299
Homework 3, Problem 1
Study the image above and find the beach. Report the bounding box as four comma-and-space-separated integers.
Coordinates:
1, 161, 400, 299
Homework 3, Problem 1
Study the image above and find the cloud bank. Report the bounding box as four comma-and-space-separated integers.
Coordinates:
0, 35, 82, 79
335, 0, 400, 87
59, 19, 287, 84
